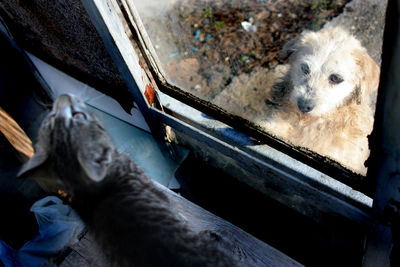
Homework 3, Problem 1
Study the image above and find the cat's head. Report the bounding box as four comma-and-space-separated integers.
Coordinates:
18, 94, 115, 193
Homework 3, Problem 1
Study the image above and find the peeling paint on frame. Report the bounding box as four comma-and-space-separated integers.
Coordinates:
144, 83, 155, 106
97, 0, 159, 109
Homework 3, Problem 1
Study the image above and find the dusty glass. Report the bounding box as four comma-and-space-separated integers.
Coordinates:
132, 0, 385, 175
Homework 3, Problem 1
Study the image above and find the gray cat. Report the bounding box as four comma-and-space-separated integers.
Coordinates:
18, 94, 236, 267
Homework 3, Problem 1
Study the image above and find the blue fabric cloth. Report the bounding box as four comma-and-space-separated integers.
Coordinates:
0, 196, 85, 267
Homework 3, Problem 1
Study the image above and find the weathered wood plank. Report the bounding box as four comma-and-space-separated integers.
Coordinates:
155, 182, 302, 267
362, 0, 399, 265
61, 232, 111, 267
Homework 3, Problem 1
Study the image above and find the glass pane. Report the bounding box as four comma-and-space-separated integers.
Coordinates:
133, 0, 386, 175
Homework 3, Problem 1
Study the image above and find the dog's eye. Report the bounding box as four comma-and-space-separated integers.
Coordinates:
329, 74, 344, 84
301, 63, 310, 75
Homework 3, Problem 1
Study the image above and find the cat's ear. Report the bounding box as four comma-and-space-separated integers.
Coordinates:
18, 151, 48, 178
18, 150, 65, 193
77, 146, 112, 182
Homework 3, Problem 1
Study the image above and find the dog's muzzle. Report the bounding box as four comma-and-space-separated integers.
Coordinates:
297, 97, 315, 113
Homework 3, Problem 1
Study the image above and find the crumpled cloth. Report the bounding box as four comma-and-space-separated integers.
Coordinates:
0, 196, 85, 267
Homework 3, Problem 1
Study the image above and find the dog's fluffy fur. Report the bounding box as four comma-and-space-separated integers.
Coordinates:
264, 26, 380, 175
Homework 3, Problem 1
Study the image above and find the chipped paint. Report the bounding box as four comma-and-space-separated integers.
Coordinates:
106, 0, 112, 12
144, 83, 155, 106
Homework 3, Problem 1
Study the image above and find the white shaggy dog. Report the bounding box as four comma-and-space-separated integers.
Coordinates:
264, 26, 380, 175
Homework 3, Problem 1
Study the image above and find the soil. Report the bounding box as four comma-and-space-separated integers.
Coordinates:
141, 0, 350, 100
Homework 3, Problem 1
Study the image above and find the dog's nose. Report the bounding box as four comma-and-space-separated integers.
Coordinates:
297, 98, 315, 113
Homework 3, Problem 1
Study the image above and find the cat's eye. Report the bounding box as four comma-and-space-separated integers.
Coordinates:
329, 74, 344, 84
72, 112, 87, 120
300, 63, 310, 75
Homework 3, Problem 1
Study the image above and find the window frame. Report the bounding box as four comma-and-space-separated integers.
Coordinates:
120, 0, 373, 187
81, 0, 378, 229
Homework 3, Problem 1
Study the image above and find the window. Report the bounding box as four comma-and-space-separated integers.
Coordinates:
81, 0, 387, 228
124, 0, 386, 183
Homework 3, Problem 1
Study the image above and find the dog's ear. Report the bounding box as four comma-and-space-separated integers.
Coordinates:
280, 37, 300, 60
280, 31, 313, 61
353, 49, 380, 104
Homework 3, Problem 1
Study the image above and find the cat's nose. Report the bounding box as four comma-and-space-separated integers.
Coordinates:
54, 95, 73, 110
55, 94, 84, 110
55, 94, 74, 107
54, 95, 73, 127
